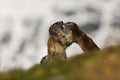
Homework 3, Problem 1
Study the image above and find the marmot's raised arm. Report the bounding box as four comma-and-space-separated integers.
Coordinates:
64, 22, 100, 52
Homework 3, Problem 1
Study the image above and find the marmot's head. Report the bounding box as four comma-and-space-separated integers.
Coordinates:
49, 21, 64, 36
49, 21, 73, 47
64, 22, 79, 31
64, 22, 83, 38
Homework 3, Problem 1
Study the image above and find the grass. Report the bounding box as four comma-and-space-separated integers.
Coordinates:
0, 45, 120, 80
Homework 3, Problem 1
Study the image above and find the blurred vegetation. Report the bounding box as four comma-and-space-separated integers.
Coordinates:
0, 45, 120, 80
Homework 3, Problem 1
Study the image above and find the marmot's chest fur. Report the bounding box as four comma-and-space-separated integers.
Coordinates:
48, 36, 66, 62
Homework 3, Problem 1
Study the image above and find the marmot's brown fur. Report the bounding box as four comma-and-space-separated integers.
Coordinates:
64, 22, 100, 52
40, 21, 73, 63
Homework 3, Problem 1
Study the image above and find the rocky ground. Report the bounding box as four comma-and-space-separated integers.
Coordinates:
0, 45, 120, 80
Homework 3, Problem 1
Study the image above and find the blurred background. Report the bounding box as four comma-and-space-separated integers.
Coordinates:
0, 0, 120, 71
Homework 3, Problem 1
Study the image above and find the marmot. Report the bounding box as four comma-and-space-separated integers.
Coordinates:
64, 22, 100, 52
40, 21, 73, 63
